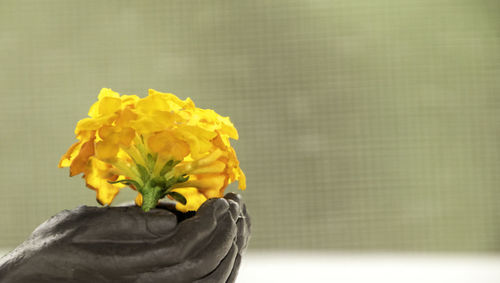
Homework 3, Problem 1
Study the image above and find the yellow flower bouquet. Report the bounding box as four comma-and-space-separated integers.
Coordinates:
59, 88, 246, 212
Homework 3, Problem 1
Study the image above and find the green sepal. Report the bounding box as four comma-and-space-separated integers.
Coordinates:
177, 174, 189, 183
136, 164, 150, 183
159, 160, 181, 177
159, 160, 174, 176
167, 191, 187, 205
108, 179, 141, 188
162, 174, 189, 189
150, 176, 167, 188
146, 153, 157, 171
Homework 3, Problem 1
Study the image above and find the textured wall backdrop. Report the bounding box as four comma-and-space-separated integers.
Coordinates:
1, 0, 499, 251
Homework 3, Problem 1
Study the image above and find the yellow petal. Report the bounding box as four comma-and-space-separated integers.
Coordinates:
88, 101, 99, 118
176, 174, 227, 199
136, 92, 168, 114
95, 140, 119, 161
76, 130, 95, 141
195, 149, 224, 168
211, 134, 231, 149
58, 141, 83, 168
176, 126, 216, 158
69, 138, 95, 176
85, 158, 122, 205
95, 184, 120, 205
131, 117, 164, 134
148, 89, 190, 111
148, 131, 190, 161
97, 88, 120, 99
147, 131, 169, 152
153, 110, 178, 126
75, 116, 112, 134
119, 127, 136, 147
98, 96, 122, 116
115, 107, 137, 128
98, 125, 114, 140
190, 160, 226, 175
184, 97, 195, 109
218, 115, 239, 140
237, 168, 246, 190
170, 187, 207, 212
135, 193, 143, 206
120, 94, 140, 107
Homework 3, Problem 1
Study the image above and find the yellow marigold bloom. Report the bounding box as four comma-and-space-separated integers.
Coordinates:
59, 88, 245, 212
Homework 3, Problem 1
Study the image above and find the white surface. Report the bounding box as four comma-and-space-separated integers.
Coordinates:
238, 251, 500, 283
2, 249, 500, 282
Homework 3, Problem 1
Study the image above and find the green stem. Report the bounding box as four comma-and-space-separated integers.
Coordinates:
140, 182, 164, 212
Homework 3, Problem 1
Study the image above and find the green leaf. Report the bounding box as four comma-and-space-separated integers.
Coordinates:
152, 176, 166, 188
159, 159, 180, 176
163, 177, 176, 188
163, 174, 189, 188
107, 179, 141, 188
146, 153, 156, 171
177, 174, 189, 183
167, 191, 187, 205
136, 164, 150, 183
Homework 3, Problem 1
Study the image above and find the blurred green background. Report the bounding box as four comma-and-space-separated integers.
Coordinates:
1, 0, 499, 252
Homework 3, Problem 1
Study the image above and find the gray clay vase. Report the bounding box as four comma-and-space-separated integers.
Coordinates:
0, 193, 250, 283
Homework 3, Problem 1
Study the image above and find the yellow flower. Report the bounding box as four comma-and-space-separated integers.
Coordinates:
59, 88, 245, 212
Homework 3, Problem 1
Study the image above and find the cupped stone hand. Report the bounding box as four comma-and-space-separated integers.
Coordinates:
0, 193, 250, 283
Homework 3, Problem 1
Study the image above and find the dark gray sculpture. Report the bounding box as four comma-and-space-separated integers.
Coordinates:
0, 193, 250, 283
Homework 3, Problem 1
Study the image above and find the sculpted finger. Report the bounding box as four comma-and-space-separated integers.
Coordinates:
224, 193, 242, 212
26, 207, 99, 240
71, 206, 178, 244
0, 207, 106, 282
223, 192, 241, 202
153, 197, 231, 263
193, 242, 238, 283
136, 203, 237, 282
225, 193, 250, 283
181, 211, 236, 279
235, 202, 251, 253
225, 253, 242, 283
224, 193, 250, 253
227, 199, 240, 222
194, 196, 249, 283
